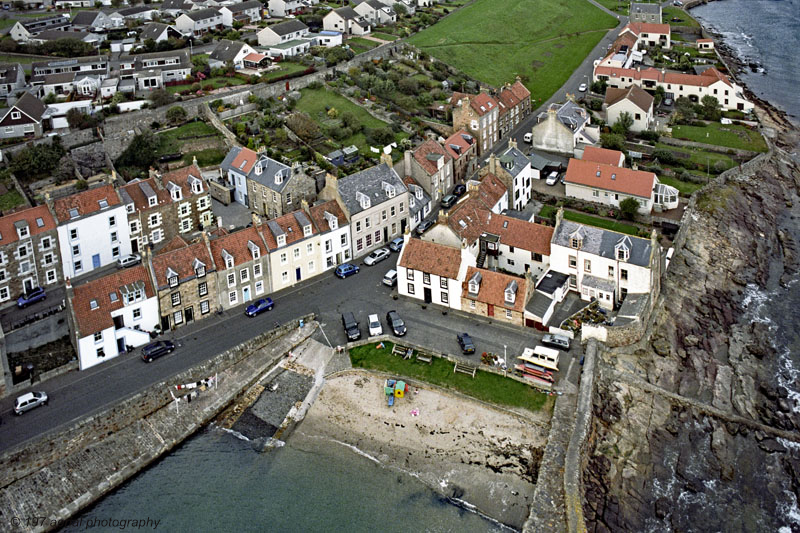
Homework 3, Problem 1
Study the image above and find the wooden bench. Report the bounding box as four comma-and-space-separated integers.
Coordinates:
454, 362, 477, 378
391, 344, 408, 357
415, 352, 433, 365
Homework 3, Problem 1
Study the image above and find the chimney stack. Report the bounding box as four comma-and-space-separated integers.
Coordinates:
380, 151, 392, 167
251, 212, 260, 227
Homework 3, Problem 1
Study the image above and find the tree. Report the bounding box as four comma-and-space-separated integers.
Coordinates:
115, 131, 163, 177
673, 96, 695, 123
619, 197, 640, 220
285, 112, 320, 142
600, 132, 626, 151
365, 126, 394, 147
654, 86, 665, 108
148, 88, 174, 108
166, 106, 187, 125
700, 95, 722, 121
611, 112, 633, 136
327, 107, 339, 119
394, 3, 407, 16
66, 108, 90, 129
323, 46, 350, 66
590, 79, 607, 94
398, 77, 419, 95
340, 112, 361, 132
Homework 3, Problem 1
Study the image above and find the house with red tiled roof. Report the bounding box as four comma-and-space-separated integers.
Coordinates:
305, 198, 352, 271
472, 172, 508, 214
443, 129, 477, 182
208, 219, 270, 310
582, 146, 625, 167
148, 234, 217, 329
619, 22, 671, 49
396, 139, 454, 204
0, 205, 60, 303
496, 78, 531, 138
462, 267, 531, 326
66, 265, 158, 370
258, 208, 323, 291
564, 158, 662, 214
452, 91, 499, 156
51, 183, 133, 279
696, 38, 714, 52
396, 234, 474, 310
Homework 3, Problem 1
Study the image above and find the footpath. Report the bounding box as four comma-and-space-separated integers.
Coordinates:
0, 319, 316, 533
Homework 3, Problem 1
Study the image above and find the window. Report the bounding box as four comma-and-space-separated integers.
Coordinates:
470, 299, 476, 309
133, 308, 141, 320
196, 265, 205, 278
341, 234, 348, 247
532, 252, 542, 262
277, 235, 286, 247
307, 243, 313, 255
169, 275, 178, 288
355, 221, 361, 233
149, 213, 161, 227
407, 283, 415, 295
40, 237, 51, 249
584, 259, 591, 273
391, 206, 396, 217
197, 196, 209, 210
325, 239, 332, 253
592, 190, 599, 198
74, 260, 82, 272
173, 311, 183, 325
171, 292, 181, 307
505, 309, 512, 319
621, 269, 628, 280
293, 248, 300, 259
254, 263, 262, 277
112, 247, 120, 258
17, 226, 29, 239
179, 203, 190, 217
180, 219, 191, 233
280, 251, 288, 264
198, 282, 208, 297
281, 271, 289, 283
365, 217, 371, 229
229, 291, 238, 304
227, 272, 236, 287
399, 202, 404, 213
609, 266, 614, 277
569, 255, 577, 268
507, 259, 515, 266
201, 300, 210, 314
423, 273, 430, 285
97, 347, 105, 358
46, 269, 56, 283
18, 245, 28, 258
70, 228, 78, 240
255, 280, 264, 294
382, 210, 387, 221
285, 192, 292, 205
366, 234, 372, 247
440, 278, 448, 289
94, 331, 102, 343
356, 238, 363, 251
0, 286, 7, 302
240, 268, 249, 282
308, 260, 315, 272
441, 292, 448, 304
130, 220, 140, 234
108, 215, 116, 227
11, 111, 20, 120
151, 229, 164, 243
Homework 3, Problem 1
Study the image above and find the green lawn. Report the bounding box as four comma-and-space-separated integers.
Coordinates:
539, 205, 640, 235
663, 6, 700, 28
370, 32, 399, 41
408, 0, 617, 103
349, 343, 550, 412
0, 188, 24, 210
657, 175, 704, 196
156, 121, 222, 157
183, 148, 225, 167
671, 123, 767, 152
167, 76, 247, 94
656, 142, 738, 173
592, 0, 630, 14
261, 62, 309, 82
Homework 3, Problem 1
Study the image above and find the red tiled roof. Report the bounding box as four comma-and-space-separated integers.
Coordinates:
582, 146, 625, 167
496, 86, 521, 115
119, 177, 171, 212
399, 238, 461, 279
413, 139, 451, 176
470, 93, 498, 116
308, 199, 348, 233
486, 214, 553, 256
697, 38, 713, 43
446, 196, 492, 245
258, 209, 317, 250
594, 66, 731, 88
71, 265, 155, 336
231, 147, 258, 175
151, 239, 214, 287
160, 164, 206, 198
0, 205, 56, 246
477, 173, 507, 208
623, 22, 671, 36
209, 226, 266, 271
154, 235, 189, 255
509, 80, 530, 101
52, 184, 120, 223
564, 158, 655, 199
244, 52, 267, 62
443, 129, 475, 160
462, 266, 528, 313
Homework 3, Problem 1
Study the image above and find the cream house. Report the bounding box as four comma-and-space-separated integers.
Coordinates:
397, 234, 474, 310
604, 85, 654, 132
259, 210, 323, 291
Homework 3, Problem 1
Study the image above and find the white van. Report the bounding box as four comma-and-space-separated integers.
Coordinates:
382, 269, 397, 287
523, 132, 532, 143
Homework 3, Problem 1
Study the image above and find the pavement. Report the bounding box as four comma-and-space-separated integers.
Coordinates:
0, 250, 581, 454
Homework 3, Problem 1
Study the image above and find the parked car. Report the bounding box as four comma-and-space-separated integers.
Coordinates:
457, 333, 475, 354
388, 237, 404, 252
341, 312, 361, 341
453, 183, 466, 197
523, 132, 533, 143
545, 171, 559, 186
142, 340, 176, 362
541, 333, 571, 351
663, 97, 674, 107
17, 287, 45, 308
13, 391, 48, 415
245, 297, 274, 317
441, 194, 458, 208
673, 0, 682, 5
382, 269, 398, 287
416, 219, 434, 235
368, 314, 383, 336
386, 310, 407, 336
335, 263, 360, 278
117, 253, 141, 268
364, 248, 390, 266
578, 83, 587, 92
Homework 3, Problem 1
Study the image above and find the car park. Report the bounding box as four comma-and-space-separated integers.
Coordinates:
13, 391, 48, 415
382, 269, 398, 287
17, 287, 45, 308
416, 219, 434, 235
388, 237, 404, 252
245, 297, 274, 317
546, 171, 559, 186
342, 312, 361, 341
142, 340, 175, 362
453, 184, 466, 197
364, 248, 390, 266
457, 333, 475, 354
578, 83, 587, 92
541, 333, 571, 351
117, 253, 141, 268
386, 310, 406, 336
441, 194, 458, 208
368, 314, 383, 336
335, 263, 360, 278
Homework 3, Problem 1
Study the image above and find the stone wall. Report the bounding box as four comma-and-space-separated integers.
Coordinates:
4, 314, 68, 354
1, 128, 96, 160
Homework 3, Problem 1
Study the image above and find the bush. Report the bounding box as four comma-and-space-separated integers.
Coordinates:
166, 106, 187, 125
619, 197, 640, 220
652, 149, 678, 166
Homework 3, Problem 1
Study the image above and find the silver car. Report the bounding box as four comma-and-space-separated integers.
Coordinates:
364, 248, 390, 266
117, 253, 141, 268
14, 391, 48, 415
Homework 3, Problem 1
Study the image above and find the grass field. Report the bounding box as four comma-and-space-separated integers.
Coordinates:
592, 0, 629, 14
671, 122, 767, 152
662, 6, 700, 28
156, 121, 223, 162
166, 76, 247, 94
262, 62, 309, 82
657, 175, 705, 196
656, 142, 738, 173
370, 32, 399, 42
349, 342, 551, 412
539, 205, 640, 235
407, 0, 617, 103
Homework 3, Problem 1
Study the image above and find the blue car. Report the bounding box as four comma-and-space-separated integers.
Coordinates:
245, 297, 274, 317
17, 287, 45, 308
335, 263, 360, 279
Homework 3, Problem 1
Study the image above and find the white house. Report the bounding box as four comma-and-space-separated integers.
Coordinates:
175, 8, 223, 36
259, 210, 324, 292
549, 210, 660, 309
354, 0, 396, 25
209, 39, 258, 69
257, 19, 309, 46
310, 30, 343, 48
403, 177, 432, 231
323, 6, 371, 35
52, 183, 132, 279
307, 199, 352, 271
267, 0, 304, 17
219, 0, 262, 26
530, 100, 599, 154
118, 6, 159, 21
139, 22, 184, 43
397, 234, 474, 310
396, 139, 453, 204
604, 85, 654, 133
68, 265, 159, 370
482, 143, 532, 211
119, 50, 192, 90
563, 157, 656, 214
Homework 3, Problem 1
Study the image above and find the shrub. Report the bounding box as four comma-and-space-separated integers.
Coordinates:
619, 197, 640, 220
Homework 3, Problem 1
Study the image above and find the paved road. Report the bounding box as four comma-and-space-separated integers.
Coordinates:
0, 249, 580, 454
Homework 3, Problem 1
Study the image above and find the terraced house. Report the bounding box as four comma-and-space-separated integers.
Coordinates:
208, 223, 270, 310
397, 139, 453, 204
481, 141, 532, 211
0, 205, 61, 303
495, 78, 532, 138
149, 236, 217, 329
305, 199, 351, 271
452, 92, 499, 156
259, 210, 322, 291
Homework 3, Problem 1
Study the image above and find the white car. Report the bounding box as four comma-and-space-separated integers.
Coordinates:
546, 171, 559, 186
14, 391, 48, 415
364, 248, 390, 266
523, 132, 532, 143
368, 314, 383, 336
578, 83, 587, 92
117, 253, 141, 268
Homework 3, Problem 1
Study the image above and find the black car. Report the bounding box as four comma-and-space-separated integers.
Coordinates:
416, 219, 434, 235
342, 312, 361, 341
386, 310, 406, 336
456, 333, 475, 354
453, 184, 466, 197
141, 340, 176, 362
441, 194, 458, 209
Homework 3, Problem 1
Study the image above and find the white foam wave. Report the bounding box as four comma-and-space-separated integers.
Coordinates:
213, 425, 252, 442
778, 489, 800, 533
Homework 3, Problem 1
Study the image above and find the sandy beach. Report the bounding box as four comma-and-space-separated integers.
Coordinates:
294, 370, 552, 529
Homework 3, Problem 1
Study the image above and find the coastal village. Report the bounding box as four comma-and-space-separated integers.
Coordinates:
0, 0, 796, 530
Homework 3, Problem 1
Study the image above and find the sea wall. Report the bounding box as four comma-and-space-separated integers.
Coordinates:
0, 316, 315, 533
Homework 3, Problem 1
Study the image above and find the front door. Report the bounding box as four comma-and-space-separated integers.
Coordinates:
242, 286, 251, 302
401, 218, 407, 234
92, 254, 101, 269
296, 267, 301, 281
184, 306, 194, 323
23, 279, 34, 292
383, 227, 388, 243
131, 239, 139, 253
117, 338, 125, 354
161, 315, 170, 331
487, 304, 494, 317
424, 287, 432, 304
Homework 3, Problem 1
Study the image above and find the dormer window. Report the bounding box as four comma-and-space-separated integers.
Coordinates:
504, 280, 517, 305
382, 181, 396, 198
193, 258, 205, 277
324, 211, 338, 230
224, 250, 234, 269
275, 169, 284, 185
16, 225, 29, 239
356, 191, 371, 210
167, 267, 179, 288
277, 234, 286, 247
570, 229, 583, 250
248, 240, 260, 259
148, 196, 157, 207
189, 175, 203, 195
168, 182, 182, 202
468, 271, 481, 295
98, 199, 108, 209
126, 203, 135, 214
254, 162, 263, 175
615, 237, 631, 262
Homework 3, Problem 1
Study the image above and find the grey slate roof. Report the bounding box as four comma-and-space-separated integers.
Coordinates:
337, 163, 407, 217
71, 10, 102, 26
536, 270, 569, 296
162, 0, 194, 10
407, 182, 429, 218
334, 6, 361, 19
210, 39, 246, 62
0, 63, 22, 84
269, 19, 308, 36
526, 291, 553, 319
617, 292, 649, 320
552, 220, 652, 268
220, 146, 292, 193
528, 152, 550, 171
185, 7, 221, 21
13, 92, 46, 121
226, 0, 262, 11
631, 2, 660, 13
497, 146, 529, 178
118, 6, 154, 15
582, 274, 615, 292
140, 23, 172, 41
